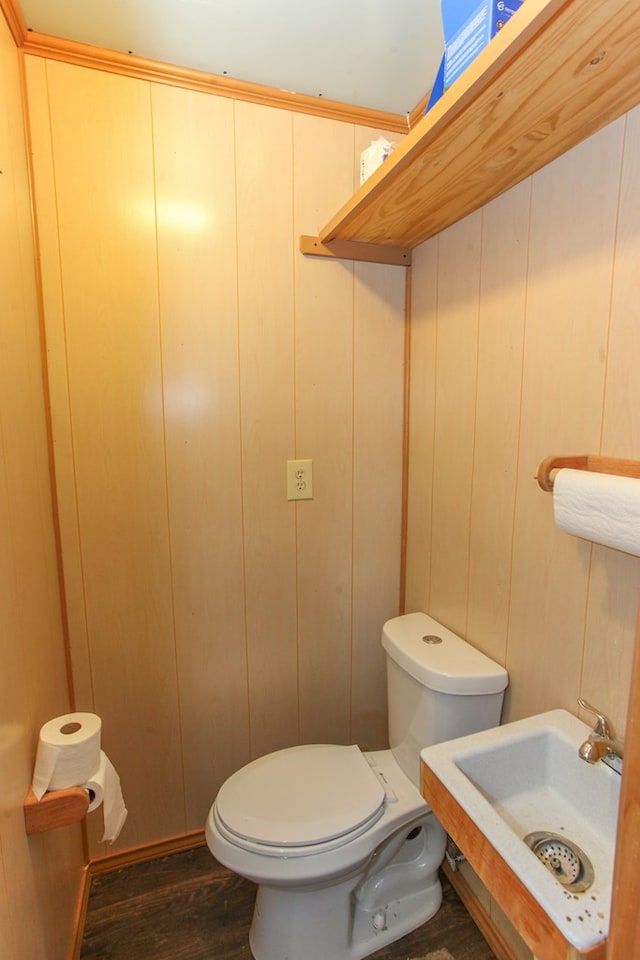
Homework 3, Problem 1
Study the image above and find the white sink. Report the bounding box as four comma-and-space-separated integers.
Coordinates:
421, 709, 621, 952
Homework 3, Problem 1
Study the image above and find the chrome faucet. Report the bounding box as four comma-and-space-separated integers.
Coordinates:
577, 699, 624, 774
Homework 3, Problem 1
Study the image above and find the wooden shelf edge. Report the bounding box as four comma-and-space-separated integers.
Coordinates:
24, 787, 90, 835
299, 235, 411, 267
318, 0, 640, 250
318, 0, 569, 246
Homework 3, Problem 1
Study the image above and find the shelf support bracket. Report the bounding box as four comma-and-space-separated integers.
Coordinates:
300, 235, 411, 267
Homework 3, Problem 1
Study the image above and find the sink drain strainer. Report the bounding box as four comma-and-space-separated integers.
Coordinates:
523, 831, 594, 893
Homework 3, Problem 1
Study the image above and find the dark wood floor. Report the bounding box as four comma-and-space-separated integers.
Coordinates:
80, 845, 496, 960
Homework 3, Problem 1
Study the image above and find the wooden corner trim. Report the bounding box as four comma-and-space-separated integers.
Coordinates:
0, 0, 26, 45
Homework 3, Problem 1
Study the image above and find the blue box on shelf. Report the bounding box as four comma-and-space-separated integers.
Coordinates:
426, 0, 523, 112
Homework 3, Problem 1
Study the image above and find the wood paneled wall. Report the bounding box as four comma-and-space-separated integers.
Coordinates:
406, 105, 640, 738
24, 57, 406, 855
0, 17, 85, 960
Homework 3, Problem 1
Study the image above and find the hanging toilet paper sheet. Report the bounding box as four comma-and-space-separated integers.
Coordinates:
31, 712, 128, 843
553, 468, 640, 557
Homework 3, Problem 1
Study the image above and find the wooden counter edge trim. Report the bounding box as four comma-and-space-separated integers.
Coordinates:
24, 787, 90, 834
300, 236, 411, 266
318, 0, 571, 244
421, 762, 607, 960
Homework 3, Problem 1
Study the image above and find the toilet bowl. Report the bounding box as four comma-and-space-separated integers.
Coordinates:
206, 612, 509, 960
206, 745, 446, 960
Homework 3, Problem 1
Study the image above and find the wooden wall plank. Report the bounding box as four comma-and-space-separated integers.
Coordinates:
234, 101, 299, 758
292, 112, 355, 745
351, 262, 406, 749
466, 180, 529, 666
429, 213, 481, 635
404, 240, 438, 616
151, 84, 250, 826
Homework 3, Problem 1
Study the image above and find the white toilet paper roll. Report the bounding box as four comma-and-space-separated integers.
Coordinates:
99, 751, 128, 843
32, 713, 102, 800
83, 749, 107, 812
31, 715, 128, 843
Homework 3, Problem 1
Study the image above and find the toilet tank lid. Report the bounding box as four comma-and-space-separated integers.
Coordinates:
382, 612, 508, 695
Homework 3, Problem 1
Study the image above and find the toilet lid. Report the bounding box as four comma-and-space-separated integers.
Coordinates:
216, 744, 385, 847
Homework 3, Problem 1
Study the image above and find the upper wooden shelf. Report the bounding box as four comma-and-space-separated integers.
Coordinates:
301, 0, 640, 266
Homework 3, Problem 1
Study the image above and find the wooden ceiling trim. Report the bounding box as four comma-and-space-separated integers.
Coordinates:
2, 0, 409, 132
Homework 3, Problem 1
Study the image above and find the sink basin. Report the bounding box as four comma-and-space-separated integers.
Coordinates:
421, 709, 620, 953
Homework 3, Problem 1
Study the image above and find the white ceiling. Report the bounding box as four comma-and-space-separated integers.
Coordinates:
17, 0, 445, 116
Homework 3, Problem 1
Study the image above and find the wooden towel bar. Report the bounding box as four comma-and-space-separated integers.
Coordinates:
536, 455, 640, 493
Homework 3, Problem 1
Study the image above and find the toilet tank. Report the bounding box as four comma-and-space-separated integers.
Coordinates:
382, 612, 509, 786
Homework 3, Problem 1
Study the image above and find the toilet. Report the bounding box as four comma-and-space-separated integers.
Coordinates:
205, 612, 508, 960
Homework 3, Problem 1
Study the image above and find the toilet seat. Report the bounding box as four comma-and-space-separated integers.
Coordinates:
215, 744, 385, 855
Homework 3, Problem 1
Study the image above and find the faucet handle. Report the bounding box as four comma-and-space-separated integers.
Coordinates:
577, 698, 613, 738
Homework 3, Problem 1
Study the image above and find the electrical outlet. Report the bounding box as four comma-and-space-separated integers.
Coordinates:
287, 459, 313, 501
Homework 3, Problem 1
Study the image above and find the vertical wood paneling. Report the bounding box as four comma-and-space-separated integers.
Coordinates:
580, 106, 640, 735
151, 85, 250, 827
352, 263, 405, 749
467, 181, 529, 665
429, 213, 481, 634
0, 17, 85, 960
23, 56, 94, 711
404, 241, 438, 616
408, 109, 640, 737
292, 113, 355, 744
26, 58, 407, 854
40, 61, 185, 849
506, 122, 623, 722
234, 102, 299, 757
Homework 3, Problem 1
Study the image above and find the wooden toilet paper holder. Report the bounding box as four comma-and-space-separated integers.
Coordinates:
24, 787, 89, 834
535, 454, 640, 493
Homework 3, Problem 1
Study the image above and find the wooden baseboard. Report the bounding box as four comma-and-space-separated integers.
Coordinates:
88, 829, 206, 876
443, 861, 520, 960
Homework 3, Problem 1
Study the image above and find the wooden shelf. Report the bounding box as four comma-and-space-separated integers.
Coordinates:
302, 0, 640, 264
